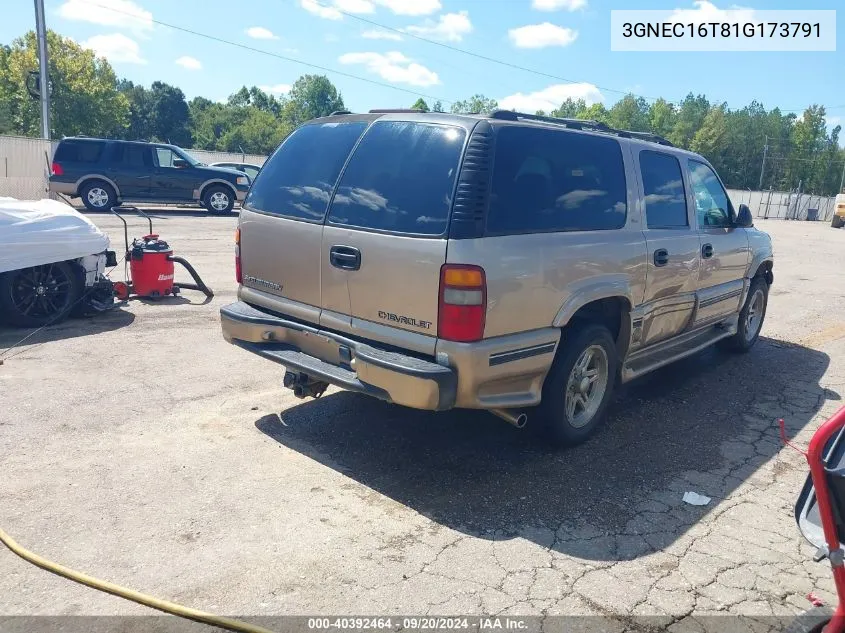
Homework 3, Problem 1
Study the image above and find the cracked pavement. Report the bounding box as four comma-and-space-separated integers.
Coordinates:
3, 217, 845, 632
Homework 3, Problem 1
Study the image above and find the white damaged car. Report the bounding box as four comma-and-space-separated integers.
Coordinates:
0, 198, 116, 328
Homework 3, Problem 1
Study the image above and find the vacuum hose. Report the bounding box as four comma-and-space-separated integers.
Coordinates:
0, 526, 275, 633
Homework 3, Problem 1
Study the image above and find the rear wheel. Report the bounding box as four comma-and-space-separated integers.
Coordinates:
0, 262, 82, 328
718, 276, 769, 353
203, 186, 235, 214
80, 180, 116, 212
537, 324, 618, 447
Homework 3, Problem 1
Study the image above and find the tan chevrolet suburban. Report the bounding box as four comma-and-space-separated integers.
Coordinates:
220, 109, 774, 446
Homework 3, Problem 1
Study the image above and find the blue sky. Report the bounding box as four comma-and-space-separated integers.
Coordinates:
3, 0, 843, 129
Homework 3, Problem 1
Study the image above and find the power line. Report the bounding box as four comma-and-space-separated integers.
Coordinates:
302, 0, 668, 102
78, 0, 456, 106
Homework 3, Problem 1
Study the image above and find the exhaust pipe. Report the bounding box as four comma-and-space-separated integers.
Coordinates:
491, 408, 528, 429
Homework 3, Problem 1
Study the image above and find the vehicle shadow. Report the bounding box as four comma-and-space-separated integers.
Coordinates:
255, 336, 830, 561
79, 207, 240, 218
0, 308, 135, 346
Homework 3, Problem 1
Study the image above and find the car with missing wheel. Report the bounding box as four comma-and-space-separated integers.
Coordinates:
48, 137, 250, 214
220, 109, 774, 446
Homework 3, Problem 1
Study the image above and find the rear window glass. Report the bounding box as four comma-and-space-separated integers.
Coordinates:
327, 121, 466, 236
640, 151, 688, 228
487, 126, 627, 234
245, 121, 368, 221
54, 140, 105, 164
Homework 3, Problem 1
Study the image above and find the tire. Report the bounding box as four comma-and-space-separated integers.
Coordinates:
718, 276, 769, 353
80, 180, 117, 212
832, 215, 843, 228
537, 323, 618, 447
202, 185, 235, 215
0, 262, 82, 328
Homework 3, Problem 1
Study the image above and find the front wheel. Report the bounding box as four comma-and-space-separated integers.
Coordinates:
203, 186, 235, 215
832, 215, 844, 228
718, 277, 769, 353
0, 262, 82, 328
537, 324, 618, 447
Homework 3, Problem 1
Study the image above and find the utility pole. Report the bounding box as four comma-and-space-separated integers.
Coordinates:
33, 0, 50, 140
758, 136, 768, 191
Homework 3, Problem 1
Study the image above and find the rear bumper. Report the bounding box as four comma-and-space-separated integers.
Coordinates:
221, 302, 457, 410
49, 180, 77, 196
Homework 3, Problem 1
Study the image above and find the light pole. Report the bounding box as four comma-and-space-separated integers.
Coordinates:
33, 0, 50, 140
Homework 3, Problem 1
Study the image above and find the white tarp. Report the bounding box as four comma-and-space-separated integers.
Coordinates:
0, 198, 109, 274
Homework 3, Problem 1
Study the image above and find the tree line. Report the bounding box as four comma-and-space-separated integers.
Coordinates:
2, 30, 843, 195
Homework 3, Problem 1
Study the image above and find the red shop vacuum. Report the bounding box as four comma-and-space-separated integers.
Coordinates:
111, 206, 213, 301
786, 406, 845, 633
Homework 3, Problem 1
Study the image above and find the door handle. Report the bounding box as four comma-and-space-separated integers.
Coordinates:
701, 243, 714, 259
329, 245, 361, 271
653, 249, 669, 267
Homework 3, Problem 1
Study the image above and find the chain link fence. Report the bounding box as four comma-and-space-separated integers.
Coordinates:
728, 188, 837, 222
0, 135, 268, 202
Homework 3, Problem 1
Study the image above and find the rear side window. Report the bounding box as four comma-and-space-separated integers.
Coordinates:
487, 127, 627, 234
108, 143, 150, 168
328, 122, 466, 236
54, 140, 105, 164
640, 151, 688, 228
245, 121, 368, 221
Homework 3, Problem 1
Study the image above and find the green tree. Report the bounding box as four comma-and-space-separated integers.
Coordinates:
551, 98, 586, 119
148, 81, 191, 146
118, 79, 153, 140
0, 30, 128, 138
219, 108, 292, 155
648, 98, 675, 138
450, 94, 498, 115
411, 98, 430, 112
432, 100, 444, 113
284, 74, 344, 126
669, 93, 710, 148
690, 105, 729, 172
580, 103, 609, 123
607, 94, 650, 132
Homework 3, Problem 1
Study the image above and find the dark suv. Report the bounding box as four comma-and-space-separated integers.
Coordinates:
49, 137, 250, 214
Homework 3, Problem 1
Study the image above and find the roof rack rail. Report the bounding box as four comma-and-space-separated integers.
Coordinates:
487, 109, 674, 147
330, 110, 353, 116
368, 108, 424, 114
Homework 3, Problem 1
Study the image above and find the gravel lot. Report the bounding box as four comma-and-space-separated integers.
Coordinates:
3, 215, 845, 632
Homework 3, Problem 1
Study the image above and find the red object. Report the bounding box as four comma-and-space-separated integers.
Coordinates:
113, 281, 130, 301
806, 405, 845, 633
128, 234, 175, 298
51, 162, 64, 176
234, 228, 242, 284
809, 593, 826, 607
437, 264, 486, 343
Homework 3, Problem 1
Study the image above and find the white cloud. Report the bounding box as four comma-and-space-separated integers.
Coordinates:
245, 26, 279, 40
175, 56, 202, 70
339, 51, 439, 87
509, 23, 577, 48
668, 1, 756, 24
335, 0, 375, 12
57, 0, 153, 32
362, 28, 403, 41
259, 83, 292, 95
374, 0, 441, 15
498, 83, 604, 113
301, 0, 342, 20
81, 33, 145, 64
406, 11, 472, 42
532, 0, 587, 10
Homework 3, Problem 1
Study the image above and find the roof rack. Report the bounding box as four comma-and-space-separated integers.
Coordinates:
488, 109, 674, 147
368, 108, 424, 114
330, 110, 353, 116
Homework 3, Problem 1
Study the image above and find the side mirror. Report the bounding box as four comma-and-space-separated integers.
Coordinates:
736, 204, 753, 228
173, 158, 189, 169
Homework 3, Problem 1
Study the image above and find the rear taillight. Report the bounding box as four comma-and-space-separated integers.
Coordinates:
51, 161, 64, 176
234, 228, 242, 283
438, 264, 486, 343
